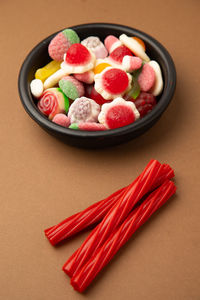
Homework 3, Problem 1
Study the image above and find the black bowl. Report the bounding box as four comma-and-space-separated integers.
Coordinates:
18, 23, 176, 148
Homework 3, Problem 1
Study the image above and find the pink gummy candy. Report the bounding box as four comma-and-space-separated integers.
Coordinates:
64, 43, 91, 65
48, 32, 71, 61
109, 45, 133, 64
52, 113, 70, 127
78, 122, 107, 131
138, 64, 156, 92
104, 35, 122, 53
122, 55, 142, 72
74, 71, 94, 84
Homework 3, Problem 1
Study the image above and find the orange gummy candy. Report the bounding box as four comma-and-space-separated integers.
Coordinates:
94, 62, 111, 74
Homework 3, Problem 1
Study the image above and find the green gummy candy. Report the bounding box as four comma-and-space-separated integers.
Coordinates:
62, 29, 80, 44
59, 80, 79, 100
69, 123, 79, 130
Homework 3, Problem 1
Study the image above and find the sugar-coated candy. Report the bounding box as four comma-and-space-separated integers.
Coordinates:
94, 67, 132, 100
35, 60, 61, 82
30, 79, 44, 98
98, 97, 140, 129
43, 68, 69, 90
52, 113, 71, 127
109, 45, 133, 64
81, 36, 108, 59
48, 29, 80, 61
61, 43, 95, 74
59, 76, 85, 100
37, 88, 69, 120
122, 55, 142, 72
125, 92, 156, 118
104, 35, 122, 53
68, 97, 100, 124
70, 122, 107, 131
74, 71, 94, 84
138, 63, 156, 92
119, 34, 150, 62
148, 60, 163, 96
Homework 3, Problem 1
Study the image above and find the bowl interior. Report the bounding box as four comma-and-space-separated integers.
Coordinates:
18, 23, 176, 143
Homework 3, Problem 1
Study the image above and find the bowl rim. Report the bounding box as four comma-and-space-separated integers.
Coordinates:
18, 22, 176, 138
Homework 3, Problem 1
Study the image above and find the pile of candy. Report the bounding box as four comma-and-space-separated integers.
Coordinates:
44, 159, 176, 292
30, 28, 163, 131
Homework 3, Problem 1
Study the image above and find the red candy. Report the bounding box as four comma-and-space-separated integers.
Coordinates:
78, 122, 106, 131
102, 68, 129, 94
125, 92, 156, 118
65, 43, 91, 65
138, 63, 155, 92
109, 45, 133, 64
106, 105, 135, 129
90, 87, 109, 105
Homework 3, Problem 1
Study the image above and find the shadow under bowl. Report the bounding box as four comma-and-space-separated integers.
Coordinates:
18, 23, 176, 148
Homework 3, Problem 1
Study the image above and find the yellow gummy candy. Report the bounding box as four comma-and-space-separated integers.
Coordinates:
93, 63, 111, 74
35, 60, 61, 82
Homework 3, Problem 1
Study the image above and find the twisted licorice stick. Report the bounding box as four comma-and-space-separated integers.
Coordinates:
44, 187, 126, 245
45, 163, 173, 246
71, 180, 176, 292
63, 160, 165, 277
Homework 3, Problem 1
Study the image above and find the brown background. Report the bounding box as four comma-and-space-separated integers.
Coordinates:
0, 0, 200, 299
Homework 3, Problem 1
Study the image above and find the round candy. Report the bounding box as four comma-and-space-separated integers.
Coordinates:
30, 79, 44, 98
61, 43, 96, 74
37, 88, 69, 120
52, 113, 70, 127
59, 76, 85, 100
109, 45, 133, 64
125, 92, 156, 118
81, 36, 108, 59
98, 97, 140, 129
68, 97, 100, 124
94, 67, 132, 100
48, 29, 80, 61
93, 62, 111, 74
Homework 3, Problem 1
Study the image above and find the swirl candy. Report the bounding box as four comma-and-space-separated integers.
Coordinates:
122, 55, 142, 72
68, 97, 100, 124
81, 36, 108, 59
48, 29, 80, 61
98, 97, 140, 129
94, 67, 132, 100
37, 88, 69, 120
61, 43, 96, 74
137, 63, 156, 92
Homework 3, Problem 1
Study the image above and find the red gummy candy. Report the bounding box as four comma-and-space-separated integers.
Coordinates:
90, 87, 110, 105
65, 43, 91, 65
102, 68, 129, 94
106, 105, 135, 129
110, 45, 133, 63
125, 92, 156, 118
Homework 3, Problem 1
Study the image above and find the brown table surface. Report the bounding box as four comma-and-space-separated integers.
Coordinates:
1, 0, 200, 299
